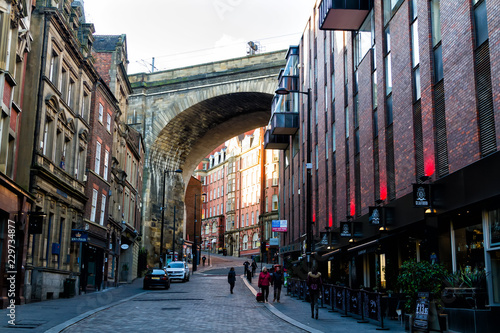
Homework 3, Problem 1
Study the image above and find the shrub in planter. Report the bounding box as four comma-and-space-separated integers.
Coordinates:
397, 259, 448, 314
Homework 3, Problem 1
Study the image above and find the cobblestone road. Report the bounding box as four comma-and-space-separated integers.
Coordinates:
61, 265, 305, 333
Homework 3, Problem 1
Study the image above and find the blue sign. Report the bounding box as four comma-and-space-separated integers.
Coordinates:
71, 229, 88, 242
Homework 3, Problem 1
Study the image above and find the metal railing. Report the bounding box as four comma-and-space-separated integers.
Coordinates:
286, 278, 389, 330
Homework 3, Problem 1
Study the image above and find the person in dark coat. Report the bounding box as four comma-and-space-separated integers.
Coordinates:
246, 265, 252, 283
251, 259, 257, 277
271, 266, 284, 302
307, 267, 323, 319
243, 261, 250, 275
227, 267, 236, 294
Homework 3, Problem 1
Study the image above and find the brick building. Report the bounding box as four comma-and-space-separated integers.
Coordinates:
265, 1, 500, 331
196, 128, 280, 261
0, 0, 35, 309
19, 0, 96, 301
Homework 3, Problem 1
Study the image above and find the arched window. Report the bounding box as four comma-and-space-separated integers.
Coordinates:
243, 235, 248, 250
252, 233, 259, 249
205, 224, 210, 235
212, 222, 217, 233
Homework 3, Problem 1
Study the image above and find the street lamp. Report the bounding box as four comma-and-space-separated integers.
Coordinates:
193, 192, 206, 272
160, 168, 182, 267
275, 87, 312, 269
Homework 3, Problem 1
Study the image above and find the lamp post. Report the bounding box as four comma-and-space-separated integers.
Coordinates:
193, 192, 206, 272
171, 205, 177, 261
275, 87, 312, 269
160, 168, 182, 267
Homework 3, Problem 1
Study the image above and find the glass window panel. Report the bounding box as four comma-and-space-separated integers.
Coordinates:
431, 0, 442, 47
413, 67, 421, 101
434, 45, 444, 83
474, 1, 489, 48
372, 71, 378, 109
411, 20, 420, 67
386, 95, 393, 125
385, 55, 392, 95
454, 223, 485, 272
490, 209, 500, 246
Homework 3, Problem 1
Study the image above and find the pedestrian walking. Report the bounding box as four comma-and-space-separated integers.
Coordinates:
306, 267, 323, 319
202, 255, 206, 266
258, 267, 272, 303
251, 259, 257, 277
246, 265, 252, 283
243, 260, 250, 275
227, 267, 236, 294
271, 266, 283, 302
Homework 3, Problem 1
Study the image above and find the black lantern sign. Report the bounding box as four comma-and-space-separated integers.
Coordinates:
413, 184, 430, 207
369, 206, 383, 225
340, 222, 351, 237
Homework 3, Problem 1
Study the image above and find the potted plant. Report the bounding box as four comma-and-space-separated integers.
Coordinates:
397, 259, 448, 314
442, 269, 488, 308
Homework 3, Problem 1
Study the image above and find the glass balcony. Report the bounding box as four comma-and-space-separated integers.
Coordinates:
319, 0, 373, 31
271, 112, 299, 135
264, 130, 289, 150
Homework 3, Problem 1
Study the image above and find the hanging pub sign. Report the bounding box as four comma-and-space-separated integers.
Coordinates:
71, 229, 88, 242
340, 222, 351, 237
413, 184, 430, 207
413, 292, 430, 332
369, 206, 383, 225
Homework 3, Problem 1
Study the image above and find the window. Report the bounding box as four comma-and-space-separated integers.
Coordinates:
106, 113, 111, 132
251, 212, 254, 225
68, 79, 74, 108
98, 103, 103, 123
49, 51, 58, 83
100, 194, 106, 225
82, 91, 90, 121
252, 233, 259, 249
272, 194, 278, 211
104, 150, 109, 181
91, 189, 98, 222
95, 142, 101, 174
243, 235, 248, 250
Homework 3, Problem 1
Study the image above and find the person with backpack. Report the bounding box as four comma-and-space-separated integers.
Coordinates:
271, 266, 284, 302
306, 266, 323, 319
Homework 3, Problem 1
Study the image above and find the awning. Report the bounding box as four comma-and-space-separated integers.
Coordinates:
347, 239, 379, 255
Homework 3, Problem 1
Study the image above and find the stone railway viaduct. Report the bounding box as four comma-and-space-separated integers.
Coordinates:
127, 50, 286, 243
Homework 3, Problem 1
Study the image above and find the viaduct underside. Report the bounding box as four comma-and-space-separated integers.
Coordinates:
127, 50, 286, 250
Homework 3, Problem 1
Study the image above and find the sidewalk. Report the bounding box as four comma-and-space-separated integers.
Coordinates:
0, 279, 146, 332
243, 268, 407, 333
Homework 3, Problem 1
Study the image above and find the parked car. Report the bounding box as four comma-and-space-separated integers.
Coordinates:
165, 261, 190, 282
143, 268, 170, 290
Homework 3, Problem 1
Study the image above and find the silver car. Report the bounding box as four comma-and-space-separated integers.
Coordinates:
165, 261, 190, 282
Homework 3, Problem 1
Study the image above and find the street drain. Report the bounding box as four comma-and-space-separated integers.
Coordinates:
161, 307, 181, 310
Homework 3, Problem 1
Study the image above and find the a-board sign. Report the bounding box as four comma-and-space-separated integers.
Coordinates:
413, 292, 430, 332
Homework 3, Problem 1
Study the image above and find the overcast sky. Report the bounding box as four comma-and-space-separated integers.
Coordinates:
83, 0, 314, 74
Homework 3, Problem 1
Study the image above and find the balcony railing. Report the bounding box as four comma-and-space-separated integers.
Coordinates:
264, 130, 289, 150
319, 0, 372, 31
